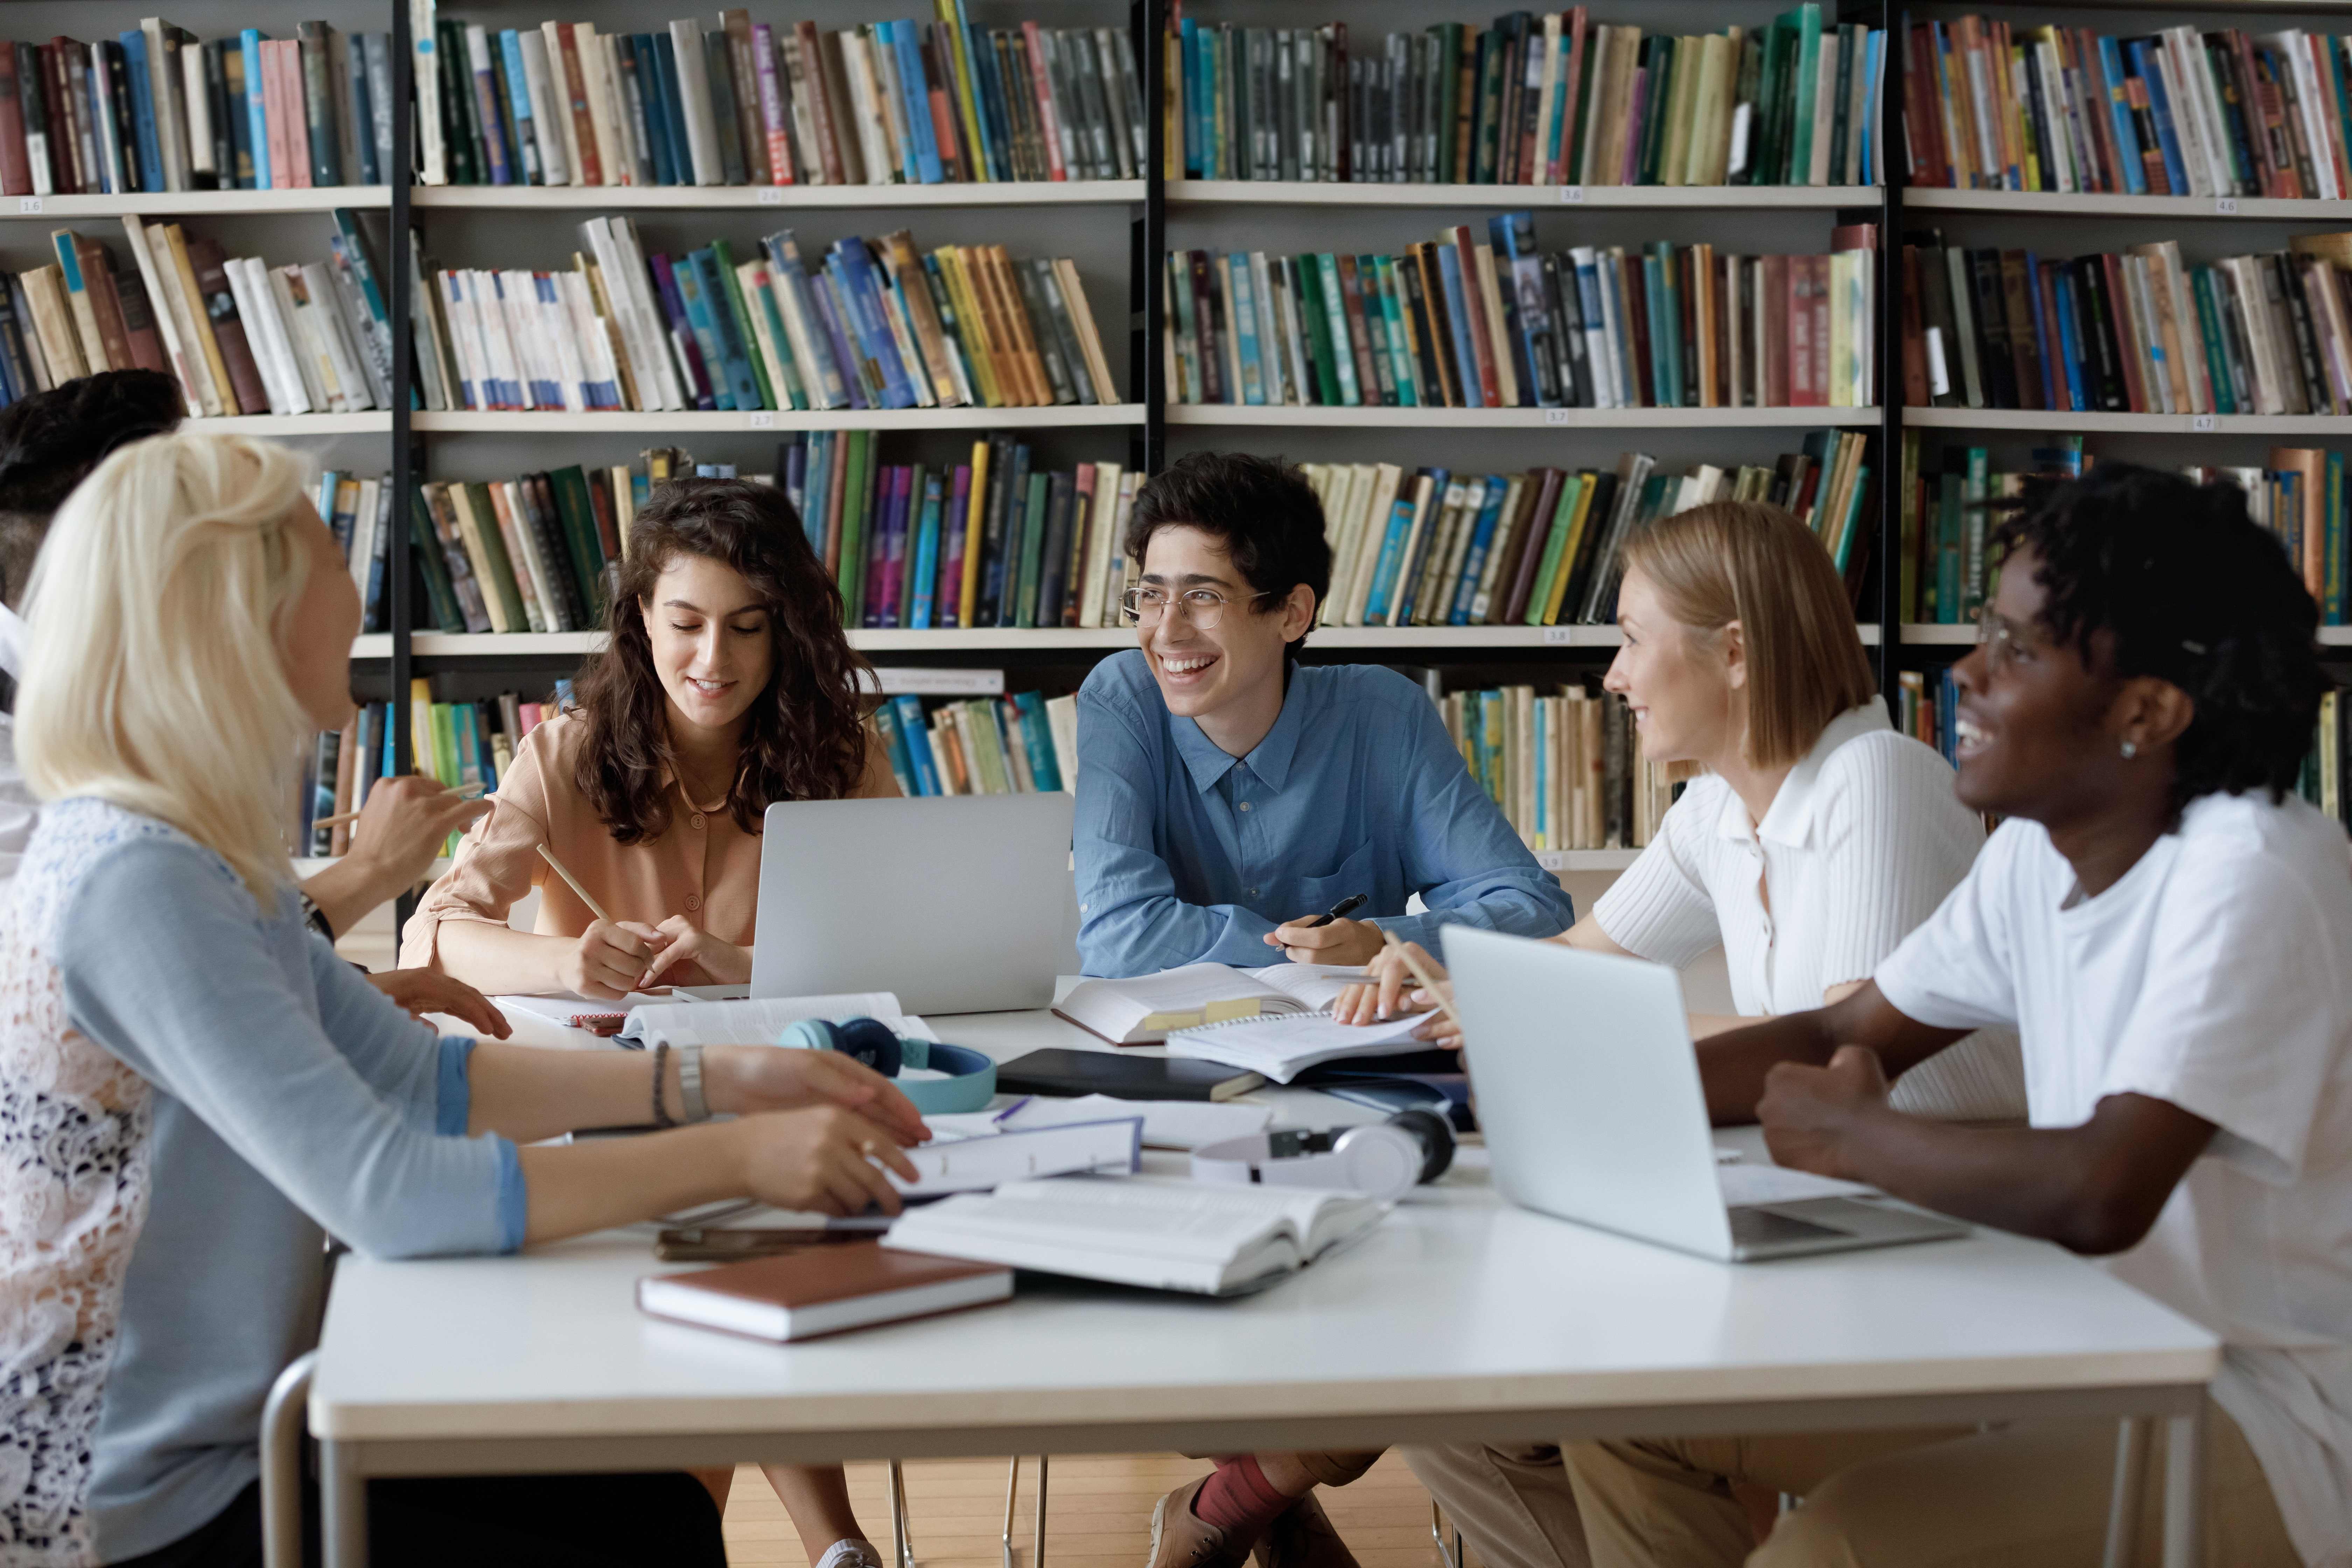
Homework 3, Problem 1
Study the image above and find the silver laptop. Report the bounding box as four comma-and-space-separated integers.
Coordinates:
1446, 927, 1968, 1261
751, 794, 1078, 1014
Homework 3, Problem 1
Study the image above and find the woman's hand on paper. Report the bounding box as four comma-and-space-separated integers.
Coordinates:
1264, 915, 1386, 966
366, 968, 512, 1037
709, 1045, 931, 1147
560, 920, 660, 999
729, 1105, 922, 1217
1332, 942, 1461, 1048
629, 916, 751, 989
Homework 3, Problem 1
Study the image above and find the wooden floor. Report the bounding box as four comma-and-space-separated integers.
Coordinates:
721, 1454, 1451, 1568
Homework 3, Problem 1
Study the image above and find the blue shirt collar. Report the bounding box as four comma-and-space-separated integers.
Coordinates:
1170, 671, 1311, 795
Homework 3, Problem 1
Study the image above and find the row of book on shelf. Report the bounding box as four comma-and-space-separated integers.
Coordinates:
0, 213, 390, 417
414, 218, 1116, 415
395, 428, 1875, 641
0, 19, 391, 197
1442, 682, 1675, 853
1903, 230, 2352, 421
298, 677, 573, 857
1170, 217, 1878, 411
867, 690, 1076, 801
421, 5, 1144, 188
2307, 692, 2352, 836
1898, 436, 2347, 629
1304, 432, 1875, 631
1905, 16, 2352, 198
1171, 3, 1883, 189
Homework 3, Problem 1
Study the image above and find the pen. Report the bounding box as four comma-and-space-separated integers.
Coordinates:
1302, 892, 1368, 928
990, 1095, 1034, 1126
537, 843, 617, 925
1381, 928, 1464, 1032
311, 779, 488, 832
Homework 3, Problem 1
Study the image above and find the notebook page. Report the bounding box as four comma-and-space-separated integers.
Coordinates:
1246, 963, 1372, 1011
898, 1180, 1297, 1265
618, 994, 930, 1049
1162, 1009, 1433, 1082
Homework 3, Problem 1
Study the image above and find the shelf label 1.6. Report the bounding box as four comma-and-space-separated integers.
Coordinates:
16, 197, 37, 214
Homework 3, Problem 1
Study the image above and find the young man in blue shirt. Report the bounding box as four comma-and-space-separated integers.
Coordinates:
1074, 451, 1574, 978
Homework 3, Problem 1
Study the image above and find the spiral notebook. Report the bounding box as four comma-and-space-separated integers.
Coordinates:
1161, 1008, 1435, 1084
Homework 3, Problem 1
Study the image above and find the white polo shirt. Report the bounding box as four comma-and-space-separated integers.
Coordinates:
0, 602, 31, 887
1591, 702, 2024, 1121
1876, 792, 2352, 1568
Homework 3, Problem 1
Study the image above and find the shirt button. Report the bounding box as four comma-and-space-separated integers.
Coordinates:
690, 813, 705, 830
1250, 887, 1261, 897
1239, 801, 1252, 812
685, 894, 702, 912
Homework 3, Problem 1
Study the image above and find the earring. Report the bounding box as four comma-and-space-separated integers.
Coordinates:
2120, 740, 2138, 760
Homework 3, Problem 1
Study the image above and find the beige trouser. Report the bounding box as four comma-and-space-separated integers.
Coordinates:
1406, 1401, 2298, 1568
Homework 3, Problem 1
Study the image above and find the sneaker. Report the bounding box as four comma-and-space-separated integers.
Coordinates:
817, 1539, 887, 1568
1148, 1478, 1253, 1568
1251, 1493, 1359, 1568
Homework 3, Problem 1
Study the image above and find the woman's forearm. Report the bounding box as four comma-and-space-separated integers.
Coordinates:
516, 1122, 745, 1244
431, 920, 574, 994
468, 1041, 682, 1143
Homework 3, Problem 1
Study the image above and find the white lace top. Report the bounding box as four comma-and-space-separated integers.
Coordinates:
0, 799, 522, 1563
0, 802, 159, 1566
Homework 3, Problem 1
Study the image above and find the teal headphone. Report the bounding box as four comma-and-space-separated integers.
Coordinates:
775, 1017, 998, 1114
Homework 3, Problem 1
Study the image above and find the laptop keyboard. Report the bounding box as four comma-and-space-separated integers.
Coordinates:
1729, 1206, 1852, 1247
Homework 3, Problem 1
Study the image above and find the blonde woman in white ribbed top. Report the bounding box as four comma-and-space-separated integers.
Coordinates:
1343, 497, 2024, 1123
1155, 505, 2027, 1568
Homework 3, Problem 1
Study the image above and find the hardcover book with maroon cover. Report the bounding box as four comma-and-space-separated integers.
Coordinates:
184, 233, 269, 417
636, 1240, 1011, 1343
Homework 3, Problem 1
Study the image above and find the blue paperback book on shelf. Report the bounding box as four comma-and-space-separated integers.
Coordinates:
120, 30, 164, 194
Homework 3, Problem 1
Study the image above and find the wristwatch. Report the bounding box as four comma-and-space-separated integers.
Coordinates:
679, 1045, 711, 1123
296, 889, 335, 943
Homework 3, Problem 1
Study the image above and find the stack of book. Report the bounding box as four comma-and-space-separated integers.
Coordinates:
421, 7, 1145, 187
1306, 435, 1876, 629
778, 431, 1133, 631
1441, 682, 1677, 852
300, 677, 567, 858
323, 466, 393, 633
1905, 17, 2352, 197
868, 689, 1077, 801
1170, 216, 1877, 410
0, 20, 391, 196
415, 219, 1118, 414
1173, 4, 1883, 188
0, 212, 390, 418
1903, 231, 2352, 420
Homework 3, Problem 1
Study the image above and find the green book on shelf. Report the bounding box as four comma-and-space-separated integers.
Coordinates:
1636, 36, 1673, 187
1784, 4, 1822, 184
1014, 470, 1049, 628
430, 701, 462, 788
1935, 463, 1962, 624
457, 481, 527, 634
1471, 31, 1505, 184
1295, 256, 1342, 406
709, 239, 777, 412
407, 488, 464, 632
836, 430, 873, 627
1523, 472, 1583, 626
545, 465, 609, 623
1755, 21, 1791, 189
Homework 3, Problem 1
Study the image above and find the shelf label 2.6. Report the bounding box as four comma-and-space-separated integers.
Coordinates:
759, 186, 785, 204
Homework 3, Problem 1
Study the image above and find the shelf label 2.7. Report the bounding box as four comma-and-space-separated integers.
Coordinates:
746, 411, 775, 428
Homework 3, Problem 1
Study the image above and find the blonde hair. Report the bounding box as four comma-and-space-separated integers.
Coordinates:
1619, 499, 1877, 769
16, 431, 313, 899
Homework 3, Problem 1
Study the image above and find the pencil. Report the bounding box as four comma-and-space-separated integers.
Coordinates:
310, 779, 488, 831
537, 844, 615, 925
1381, 929, 1464, 1031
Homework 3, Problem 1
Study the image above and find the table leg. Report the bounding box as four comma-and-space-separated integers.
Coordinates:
1033, 1456, 1048, 1568
2163, 1406, 2204, 1568
2103, 1418, 2150, 1568
321, 1441, 368, 1568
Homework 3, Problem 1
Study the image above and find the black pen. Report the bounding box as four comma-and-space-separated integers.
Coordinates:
1302, 892, 1368, 928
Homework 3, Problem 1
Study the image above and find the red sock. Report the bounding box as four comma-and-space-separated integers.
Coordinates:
1192, 1456, 1294, 1540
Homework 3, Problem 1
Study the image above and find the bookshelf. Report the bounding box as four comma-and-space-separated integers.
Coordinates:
411, 406, 1147, 433
1168, 181, 1883, 209
413, 181, 1145, 210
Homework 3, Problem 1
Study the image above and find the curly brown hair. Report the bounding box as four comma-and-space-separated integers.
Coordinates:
573, 477, 871, 844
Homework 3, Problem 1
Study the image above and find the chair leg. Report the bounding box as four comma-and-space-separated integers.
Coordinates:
261, 1352, 317, 1568
2104, 1417, 2152, 1568
1429, 1500, 1465, 1568
889, 1460, 916, 1568
1032, 1456, 1049, 1568
1002, 1458, 1021, 1568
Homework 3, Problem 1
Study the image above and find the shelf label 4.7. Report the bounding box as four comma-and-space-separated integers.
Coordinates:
2190, 414, 2218, 432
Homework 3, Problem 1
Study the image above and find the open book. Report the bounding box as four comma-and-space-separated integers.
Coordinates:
1162, 1008, 1433, 1084
1055, 963, 1368, 1045
882, 1175, 1385, 1295
617, 994, 933, 1050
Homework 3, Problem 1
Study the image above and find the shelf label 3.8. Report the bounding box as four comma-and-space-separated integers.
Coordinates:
1542, 626, 1577, 645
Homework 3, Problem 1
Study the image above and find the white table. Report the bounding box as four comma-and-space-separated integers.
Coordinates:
323, 1000, 2219, 1568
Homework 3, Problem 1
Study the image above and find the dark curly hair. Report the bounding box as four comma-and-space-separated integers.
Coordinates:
572, 478, 872, 845
1992, 462, 2324, 821
1124, 451, 1331, 663
0, 369, 183, 610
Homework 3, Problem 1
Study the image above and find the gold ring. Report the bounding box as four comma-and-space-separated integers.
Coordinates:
859, 1140, 879, 1157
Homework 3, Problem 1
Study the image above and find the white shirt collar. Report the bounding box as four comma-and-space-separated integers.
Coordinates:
0, 602, 23, 684
1716, 702, 1894, 850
